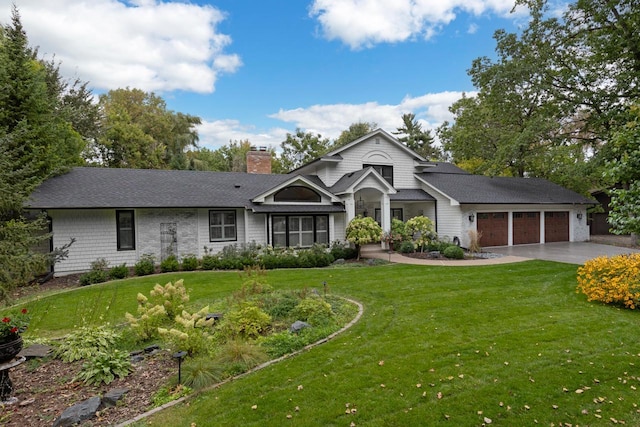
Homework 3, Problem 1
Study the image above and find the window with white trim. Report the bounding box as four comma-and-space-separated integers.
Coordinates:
209, 210, 237, 242
116, 210, 135, 250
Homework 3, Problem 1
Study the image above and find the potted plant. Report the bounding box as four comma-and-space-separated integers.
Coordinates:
0, 308, 29, 363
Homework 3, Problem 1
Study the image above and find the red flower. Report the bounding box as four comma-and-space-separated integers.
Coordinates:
21, 308, 27, 314
9, 327, 17, 334
2, 317, 9, 323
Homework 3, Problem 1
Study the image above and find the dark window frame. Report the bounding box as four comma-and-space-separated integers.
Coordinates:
274, 186, 321, 203
374, 208, 403, 224
116, 210, 135, 251
271, 214, 329, 248
209, 210, 237, 242
363, 163, 394, 186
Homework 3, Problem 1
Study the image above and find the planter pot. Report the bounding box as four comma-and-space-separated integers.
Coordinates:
0, 335, 23, 364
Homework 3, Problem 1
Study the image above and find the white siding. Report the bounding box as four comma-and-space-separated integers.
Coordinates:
136, 209, 199, 260
323, 135, 419, 188
49, 209, 137, 275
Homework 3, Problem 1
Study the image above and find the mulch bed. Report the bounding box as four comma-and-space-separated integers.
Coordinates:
0, 274, 176, 426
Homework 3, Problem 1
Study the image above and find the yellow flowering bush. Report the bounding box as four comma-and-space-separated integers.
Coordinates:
158, 306, 215, 356
576, 253, 640, 309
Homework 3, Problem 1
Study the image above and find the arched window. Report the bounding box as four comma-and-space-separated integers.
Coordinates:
274, 186, 321, 202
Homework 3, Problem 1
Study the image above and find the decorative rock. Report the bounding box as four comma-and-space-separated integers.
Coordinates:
18, 344, 53, 359
290, 321, 311, 333
429, 251, 440, 259
130, 355, 145, 363
101, 388, 129, 408
206, 313, 223, 322
129, 349, 144, 356
332, 258, 345, 265
144, 344, 160, 353
53, 396, 101, 427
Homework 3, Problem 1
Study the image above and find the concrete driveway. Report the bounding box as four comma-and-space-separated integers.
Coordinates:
489, 242, 640, 265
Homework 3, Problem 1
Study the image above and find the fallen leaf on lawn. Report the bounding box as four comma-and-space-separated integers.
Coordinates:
295, 406, 300, 412
524, 405, 530, 410
437, 391, 443, 399
380, 383, 386, 388
484, 417, 492, 424
251, 405, 257, 410
286, 414, 292, 419
575, 389, 584, 394
552, 405, 558, 409
297, 385, 303, 391
416, 383, 422, 388
378, 360, 384, 366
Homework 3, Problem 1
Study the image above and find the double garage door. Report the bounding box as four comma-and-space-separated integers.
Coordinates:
478, 211, 569, 247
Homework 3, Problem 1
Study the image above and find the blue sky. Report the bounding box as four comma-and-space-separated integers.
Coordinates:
3, 0, 530, 150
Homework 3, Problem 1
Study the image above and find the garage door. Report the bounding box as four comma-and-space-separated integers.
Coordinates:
477, 212, 508, 246
545, 211, 569, 242
513, 212, 540, 245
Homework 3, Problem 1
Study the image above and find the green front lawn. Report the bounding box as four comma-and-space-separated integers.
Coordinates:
20, 261, 640, 425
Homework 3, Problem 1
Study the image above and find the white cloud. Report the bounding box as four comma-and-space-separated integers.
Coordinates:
4, 0, 241, 93
197, 91, 473, 150
309, 0, 522, 49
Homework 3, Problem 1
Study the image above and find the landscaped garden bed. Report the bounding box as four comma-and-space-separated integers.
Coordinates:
0, 267, 361, 426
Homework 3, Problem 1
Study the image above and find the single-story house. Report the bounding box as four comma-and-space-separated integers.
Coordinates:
27, 129, 595, 275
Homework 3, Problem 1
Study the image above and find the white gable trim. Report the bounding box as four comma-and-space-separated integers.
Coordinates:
251, 175, 340, 203
335, 167, 397, 195
415, 174, 460, 206
326, 128, 425, 161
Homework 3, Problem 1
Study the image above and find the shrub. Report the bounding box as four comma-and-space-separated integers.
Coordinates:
79, 269, 108, 286
158, 305, 215, 356
108, 263, 129, 280
291, 297, 334, 326
161, 255, 180, 273
79, 258, 109, 286
219, 303, 272, 339
398, 241, 415, 253
135, 254, 156, 276
150, 279, 190, 320
181, 254, 199, 271
577, 253, 640, 309
76, 349, 131, 385
346, 216, 383, 259
330, 241, 357, 260
201, 255, 218, 270
54, 324, 122, 362
443, 245, 465, 259
151, 385, 192, 407
406, 216, 437, 252
125, 295, 167, 341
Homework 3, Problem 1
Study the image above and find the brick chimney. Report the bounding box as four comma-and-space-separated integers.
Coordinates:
246, 146, 272, 174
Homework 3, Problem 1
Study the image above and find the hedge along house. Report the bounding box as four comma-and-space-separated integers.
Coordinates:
27, 129, 595, 275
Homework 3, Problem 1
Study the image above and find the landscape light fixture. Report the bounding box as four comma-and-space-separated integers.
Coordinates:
577, 213, 583, 220
468, 213, 475, 223
173, 351, 187, 385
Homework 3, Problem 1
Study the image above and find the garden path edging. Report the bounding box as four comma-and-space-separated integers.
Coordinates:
116, 296, 364, 427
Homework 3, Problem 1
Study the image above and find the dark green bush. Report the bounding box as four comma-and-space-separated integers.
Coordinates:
398, 241, 416, 253
181, 254, 199, 271
108, 263, 129, 280
79, 269, 108, 286
201, 255, 218, 270
292, 297, 334, 326
160, 255, 180, 273
443, 245, 465, 259
330, 241, 357, 260
134, 254, 155, 276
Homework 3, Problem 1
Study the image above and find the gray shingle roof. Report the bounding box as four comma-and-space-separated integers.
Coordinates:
329, 169, 370, 194
417, 173, 596, 205
390, 189, 436, 201
418, 162, 470, 174
27, 167, 295, 209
